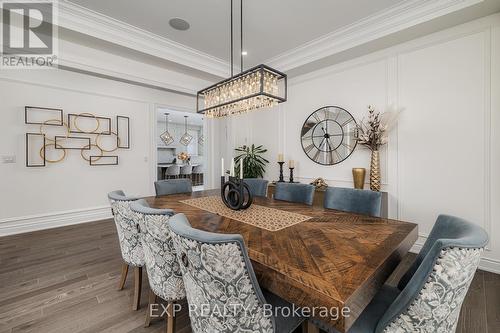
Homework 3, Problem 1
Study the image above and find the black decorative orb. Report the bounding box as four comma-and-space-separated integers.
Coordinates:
300, 106, 357, 165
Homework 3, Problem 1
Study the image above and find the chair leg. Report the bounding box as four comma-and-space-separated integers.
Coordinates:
133, 266, 143, 310
117, 262, 129, 291
144, 289, 158, 327
166, 301, 175, 333
302, 320, 319, 333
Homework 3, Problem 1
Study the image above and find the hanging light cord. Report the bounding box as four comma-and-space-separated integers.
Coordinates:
230, 0, 233, 77
240, 0, 243, 73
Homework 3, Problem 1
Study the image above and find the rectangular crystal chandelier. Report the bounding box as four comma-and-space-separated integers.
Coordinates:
197, 65, 287, 118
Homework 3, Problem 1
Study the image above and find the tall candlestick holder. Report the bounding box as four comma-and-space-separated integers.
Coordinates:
278, 162, 285, 182
289, 167, 295, 183
221, 176, 253, 210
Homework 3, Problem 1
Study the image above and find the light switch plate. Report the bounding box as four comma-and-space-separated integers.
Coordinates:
2, 155, 16, 164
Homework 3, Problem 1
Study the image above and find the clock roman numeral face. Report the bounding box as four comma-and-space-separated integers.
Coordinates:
300, 106, 358, 165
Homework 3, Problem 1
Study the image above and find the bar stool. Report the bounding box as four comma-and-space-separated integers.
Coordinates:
192, 165, 203, 186
165, 165, 180, 179
180, 165, 193, 181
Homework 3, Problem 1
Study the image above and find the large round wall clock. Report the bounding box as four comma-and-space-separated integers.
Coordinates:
300, 106, 357, 165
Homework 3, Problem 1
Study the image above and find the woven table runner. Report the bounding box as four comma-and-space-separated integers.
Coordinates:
180, 196, 312, 231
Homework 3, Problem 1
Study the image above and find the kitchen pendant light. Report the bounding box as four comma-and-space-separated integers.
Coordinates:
159, 113, 174, 145
179, 116, 193, 146
196, 0, 287, 118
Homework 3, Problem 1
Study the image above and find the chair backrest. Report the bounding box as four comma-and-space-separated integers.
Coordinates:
107, 190, 144, 267
274, 183, 315, 205
243, 178, 269, 197
155, 179, 193, 196
166, 165, 180, 176
180, 165, 193, 175
323, 187, 382, 217
192, 165, 203, 174
130, 199, 185, 301
376, 215, 488, 333
169, 213, 275, 333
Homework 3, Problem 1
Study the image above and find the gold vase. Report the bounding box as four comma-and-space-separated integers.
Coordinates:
370, 150, 381, 191
352, 168, 366, 189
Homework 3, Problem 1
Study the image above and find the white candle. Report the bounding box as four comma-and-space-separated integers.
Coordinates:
289, 160, 294, 168
221, 158, 224, 177
240, 157, 244, 179
278, 153, 284, 162
230, 158, 235, 177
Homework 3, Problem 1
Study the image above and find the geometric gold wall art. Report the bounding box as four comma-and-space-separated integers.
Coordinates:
25, 106, 131, 167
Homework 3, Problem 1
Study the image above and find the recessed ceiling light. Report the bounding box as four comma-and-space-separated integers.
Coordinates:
241, 51, 248, 55
169, 18, 190, 31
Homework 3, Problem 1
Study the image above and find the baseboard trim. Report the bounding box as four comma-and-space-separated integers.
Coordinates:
0, 206, 112, 237
410, 239, 500, 275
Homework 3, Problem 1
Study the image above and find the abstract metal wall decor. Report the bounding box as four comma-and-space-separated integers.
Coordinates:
24, 107, 131, 167
116, 116, 130, 149
26, 133, 46, 167
25, 106, 63, 125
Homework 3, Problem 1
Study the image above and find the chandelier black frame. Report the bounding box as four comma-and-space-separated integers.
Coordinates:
196, 0, 287, 117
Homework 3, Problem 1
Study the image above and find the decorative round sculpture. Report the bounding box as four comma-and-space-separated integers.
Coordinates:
39, 119, 70, 140
221, 177, 253, 210
80, 143, 103, 162
96, 131, 120, 153
300, 106, 357, 165
73, 113, 100, 134
40, 143, 66, 163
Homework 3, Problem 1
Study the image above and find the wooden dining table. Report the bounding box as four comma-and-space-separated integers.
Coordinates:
145, 190, 418, 333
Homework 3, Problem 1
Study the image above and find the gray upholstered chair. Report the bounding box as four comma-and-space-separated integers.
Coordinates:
169, 213, 306, 333
324, 187, 382, 217
130, 200, 186, 332
154, 179, 192, 196
107, 190, 145, 310
312, 214, 488, 333
243, 178, 269, 197
165, 165, 180, 179
274, 182, 315, 205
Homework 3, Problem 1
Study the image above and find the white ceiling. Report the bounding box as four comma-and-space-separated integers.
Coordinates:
67, 0, 405, 66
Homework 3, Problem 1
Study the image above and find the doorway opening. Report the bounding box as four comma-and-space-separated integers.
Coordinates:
156, 108, 205, 191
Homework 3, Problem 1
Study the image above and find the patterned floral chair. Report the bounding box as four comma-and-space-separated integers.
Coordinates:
107, 190, 145, 310
311, 214, 488, 333
169, 213, 306, 333
130, 199, 186, 332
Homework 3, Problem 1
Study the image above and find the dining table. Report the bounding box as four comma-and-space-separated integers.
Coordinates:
145, 189, 418, 333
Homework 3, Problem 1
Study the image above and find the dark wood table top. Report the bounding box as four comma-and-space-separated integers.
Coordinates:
145, 190, 418, 332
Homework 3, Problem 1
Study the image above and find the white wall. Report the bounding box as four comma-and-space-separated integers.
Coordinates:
224, 14, 500, 273
0, 68, 196, 235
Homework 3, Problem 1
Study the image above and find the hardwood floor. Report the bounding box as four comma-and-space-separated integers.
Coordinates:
0, 219, 498, 333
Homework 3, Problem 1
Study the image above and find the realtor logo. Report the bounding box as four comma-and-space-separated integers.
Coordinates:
1, 0, 58, 68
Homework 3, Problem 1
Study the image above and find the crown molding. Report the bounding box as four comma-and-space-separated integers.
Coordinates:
266, 0, 484, 71
58, 1, 229, 78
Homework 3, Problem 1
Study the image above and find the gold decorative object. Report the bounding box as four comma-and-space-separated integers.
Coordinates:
73, 112, 100, 134
80, 144, 103, 162
96, 131, 120, 153
310, 177, 328, 190
39, 119, 69, 140
40, 143, 66, 163
352, 168, 366, 189
26, 106, 130, 167
177, 152, 190, 163
370, 150, 381, 191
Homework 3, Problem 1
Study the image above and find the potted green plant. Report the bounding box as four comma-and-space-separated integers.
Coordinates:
234, 144, 269, 178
